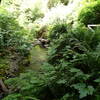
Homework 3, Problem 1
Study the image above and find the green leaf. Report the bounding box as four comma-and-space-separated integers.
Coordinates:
57, 79, 66, 84
71, 83, 86, 90
70, 68, 80, 73
87, 86, 94, 95
72, 83, 94, 98
79, 88, 88, 98
94, 78, 100, 83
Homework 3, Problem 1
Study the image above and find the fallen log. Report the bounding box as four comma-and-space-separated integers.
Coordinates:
32, 38, 50, 48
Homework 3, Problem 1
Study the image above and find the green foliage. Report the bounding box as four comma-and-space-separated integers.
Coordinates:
47, 24, 100, 99
48, 21, 68, 41
4, 25, 100, 99
1, 0, 45, 30
48, 26, 100, 65
47, 0, 61, 8
25, 7, 44, 23
0, 7, 31, 56
48, 0, 69, 8
78, 1, 100, 26
3, 93, 40, 100
3, 94, 22, 100
1, 0, 100, 100
3, 70, 55, 100
0, 58, 9, 78
72, 83, 94, 98
1, 0, 13, 6
0, 6, 32, 80
61, 0, 69, 5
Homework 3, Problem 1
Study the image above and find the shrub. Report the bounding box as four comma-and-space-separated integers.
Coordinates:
47, 26, 100, 99
3, 70, 55, 100
48, 21, 68, 41
25, 7, 44, 23
0, 7, 31, 56
2, 0, 45, 28
1, 1, 100, 100
48, 25, 100, 65
78, 1, 100, 26
4, 25, 100, 100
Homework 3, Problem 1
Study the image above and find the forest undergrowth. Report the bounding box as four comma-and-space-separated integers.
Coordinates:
0, 0, 100, 100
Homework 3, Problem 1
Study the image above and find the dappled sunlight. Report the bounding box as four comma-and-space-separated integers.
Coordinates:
3, 0, 85, 27
1, 0, 100, 99
39, 0, 84, 25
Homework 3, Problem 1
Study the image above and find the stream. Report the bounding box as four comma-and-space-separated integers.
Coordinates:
29, 45, 48, 70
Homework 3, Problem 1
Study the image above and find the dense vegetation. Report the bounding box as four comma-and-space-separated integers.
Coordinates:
0, 0, 100, 100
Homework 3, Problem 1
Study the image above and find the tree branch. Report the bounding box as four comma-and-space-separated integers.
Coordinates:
0, 79, 9, 93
